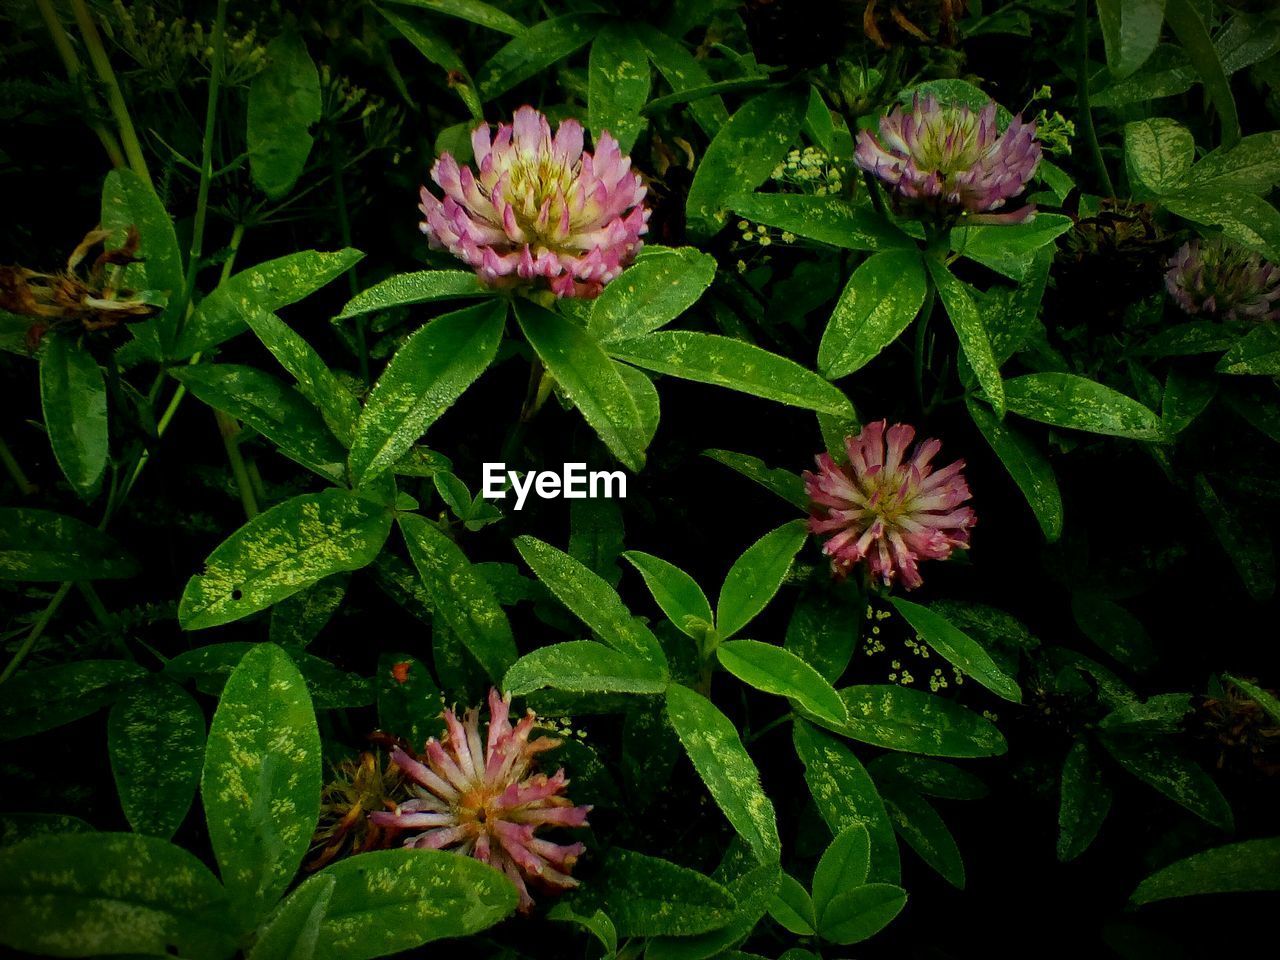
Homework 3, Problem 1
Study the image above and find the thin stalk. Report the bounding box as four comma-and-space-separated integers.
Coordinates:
0, 435, 36, 495
69, 0, 151, 187
215, 410, 259, 519
35, 0, 126, 168
0, 582, 72, 684
170, 0, 229, 348
330, 147, 368, 381
76, 581, 111, 626
1075, 0, 1115, 197
913, 283, 936, 415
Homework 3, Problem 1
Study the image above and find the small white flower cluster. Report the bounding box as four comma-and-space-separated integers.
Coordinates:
771, 147, 846, 196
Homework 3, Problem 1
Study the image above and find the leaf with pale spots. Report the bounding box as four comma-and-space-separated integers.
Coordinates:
1099, 734, 1233, 831
0, 659, 148, 742
967, 397, 1063, 542
337, 270, 490, 319
820, 250, 928, 379
877, 778, 965, 889
1001, 372, 1163, 439
40, 333, 108, 501
717, 520, 808, 640
729, 194, 912, 251
477, 15, 603, 99
179, 489, 393, 630
624, 550, 714, 641
0, 812, 93, 847
1057, 738, 1112, 862
589, 246, 716, 342
646, 860, 780, 960
0, 833, 236, 960
1131, 837, 1280, 905
575, 848, 737, 938
588, 23, 650, 154
504, 640, 668, 697
836, 685, 1007, 758
793, 720, 900, 884
0, 507, 137, 581
254, 848, 516, 960
666, 683, 780, 863
202, 643, 322, 931
889, 598, 1022, 703
717, 640, 847, 727
108, 676, 206, 840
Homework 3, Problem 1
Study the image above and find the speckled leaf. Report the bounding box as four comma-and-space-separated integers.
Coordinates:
1163, 189, 1280, 260
515, 535, 666, 666
547, 903, 618, 960
1185, 131, 1280, 193
477, 15, 602, 98
108, 677, 205, 840
1164, 0, 1239, 146
686, 88, 806, 240
376, 653, 444, 748
838, 685, 1007, 758
786, 587, 860, 684
399, 513, 517, 683
820, 250, 927, 378
249, 873, 334, 960
259, 848, 515, 960
1003, 372, 1163, 439
337, 270, 489, 319
348, 300, 506, 485
589, 247, 716, 342
767, 872, 816, 936
377, 5, 482, 119
203, 643, 322, 930
634, 25, 728, 136
867, 755, 988, 800
0, 659, 146, 741
718, 640, 847, 727
0, 833, 235, 960
968, 397, 1063, 542
624, 550, 713, 640
950, 214, 1073, 282
175, 248, 364, 359
1100, 735, 1233, 830
1057, 738, 1112, 861
1124, 118, 1193, 197
1216, 324, 1280, 376
889, 597, 1022, 703
1071, 592, 1157, 669
270, 572, 350, 648
579, 848, 737, 937
504, 640, 668, 697
927, 259, 1004, 417
702, 449, 807, 509
646, 860, 780, 960
611, 331, 853, 416
817, 883, 907, 946
39, 334, 107, 500
245, 311, 361, 446
717, 520, 808, 640
179, 490, 393, 630
0, 507, 137, 581
729, 194, 910, 251
101, 169, 184, 354
248, 32, 321, 199
1224, 675, 1280, 726
812, 824, 870, 917
878, 779, 964, 889
793, 720, 900, 883
666, 683, 780, 862
166, 643, 371, 709
516, 300, 649, 470
382, 0, 525, 35
588, 23, 650, 154
0, 813, 93, 847
1097, 0, 1166, 79
172, 365, 347, 483
1131, 837, 1280, 905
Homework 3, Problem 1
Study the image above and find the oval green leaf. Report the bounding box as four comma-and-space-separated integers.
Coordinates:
717, 640, 847, 726
888, 597, 1022, 703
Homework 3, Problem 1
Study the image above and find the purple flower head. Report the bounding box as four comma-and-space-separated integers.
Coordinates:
1165, 238, 1280, 324
804, 421, 976, 590
855, 94, 1042, 224
370, 689, 591, 912
420, 106, 650, 299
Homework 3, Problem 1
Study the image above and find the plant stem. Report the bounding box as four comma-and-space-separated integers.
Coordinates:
746, 713, 793, 744
216, 410, 259, 519
69, 0, 151, 187
0, 582, 72, 684
76, 581, 111, 626
914, 280, 937, 415
36, 0, 126, 168
0, 434, 35, 495
1075, 0, 1115, 197
170, 0, 229, 350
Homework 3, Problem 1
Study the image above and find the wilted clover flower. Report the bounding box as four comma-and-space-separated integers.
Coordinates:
370, 688, 591, 912
419, 106, 649, 299
308, 750, 404, 871
804, 421, 975, 590
1165, 238, 1280, 324
855, 94, 1041, 224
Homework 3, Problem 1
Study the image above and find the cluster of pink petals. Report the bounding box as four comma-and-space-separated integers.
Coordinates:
370, 689, 591, 911
855, 94, 1041, 224
420, 106, 649, 298
804, 421, 976, 590
1165, 238, 1280, 323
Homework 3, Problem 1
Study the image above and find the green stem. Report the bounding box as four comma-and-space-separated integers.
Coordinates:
216, 410, 259, 519
36, 0, 126, 168
1075, 0, 1115, 197
69, 0, 151, 187
0, 434, 35, 495
76, 581, 111, 626
913, 283, 935, 415
170, 0, 229, 350
0, 582, 72, 684
746, 713, 793, 744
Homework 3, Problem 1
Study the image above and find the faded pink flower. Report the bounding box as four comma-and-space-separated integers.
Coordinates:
855, 94, 1041, 224
804, 421, 976, 589
419, 106, 649, 298
1165, 237, 1280, 323
370, 688, 591, 911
